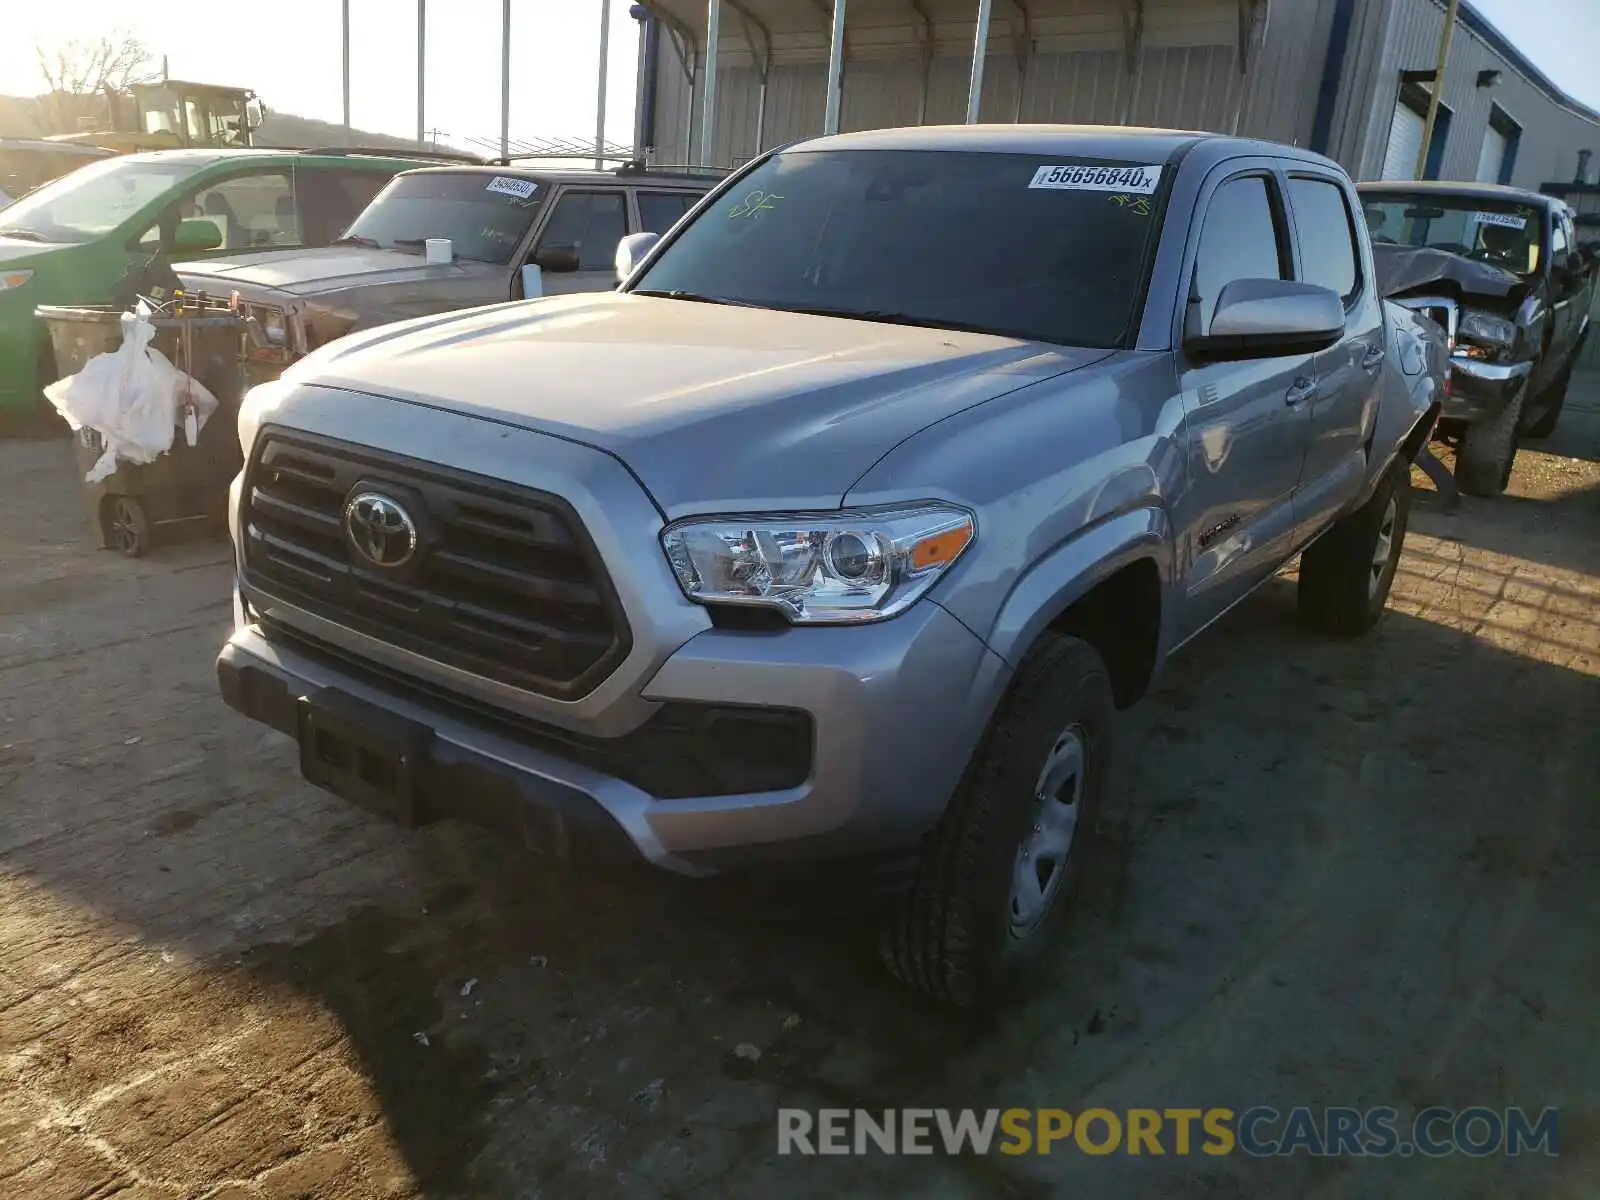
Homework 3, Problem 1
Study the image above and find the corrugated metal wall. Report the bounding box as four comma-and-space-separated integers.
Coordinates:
1345, 0, 1600, 187
649, 0, 1341, 169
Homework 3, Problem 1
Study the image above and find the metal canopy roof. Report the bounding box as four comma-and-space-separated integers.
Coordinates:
639, 0, 1268, 164
641, 1, 1261, 63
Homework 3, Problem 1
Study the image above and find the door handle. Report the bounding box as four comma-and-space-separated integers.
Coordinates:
1361, 344, 1386, 371
1285, 377, 1318, 407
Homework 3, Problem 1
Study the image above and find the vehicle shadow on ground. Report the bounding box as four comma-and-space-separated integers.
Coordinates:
196, 569, 1600, 1196
195, 578, 1600, 1196
4, 453, 1597, 1198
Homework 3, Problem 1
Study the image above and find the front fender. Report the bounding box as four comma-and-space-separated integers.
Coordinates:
955, 506, 1174, 722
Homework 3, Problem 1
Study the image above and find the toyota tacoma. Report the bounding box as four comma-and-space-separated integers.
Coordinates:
218, 126, 1439, 1006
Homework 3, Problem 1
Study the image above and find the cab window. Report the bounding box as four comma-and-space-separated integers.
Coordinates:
536, 190, 628, 271
1191, 174, 1287, 332
1288, 176, 1361, 304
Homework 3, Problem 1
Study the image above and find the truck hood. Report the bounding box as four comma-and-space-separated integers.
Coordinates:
175, 246, 498, 297
1372, 244, 1524, 303
288, 291, 1112, 513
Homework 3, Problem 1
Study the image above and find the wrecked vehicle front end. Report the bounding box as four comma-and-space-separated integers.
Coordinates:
1372, 245, 1534, 426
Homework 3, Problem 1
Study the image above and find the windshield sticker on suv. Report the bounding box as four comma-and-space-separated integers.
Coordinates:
1475, 211, 1527, 230
728, 188, 783, 219
1029, 164, 1162, 194
485, 176, 538, 200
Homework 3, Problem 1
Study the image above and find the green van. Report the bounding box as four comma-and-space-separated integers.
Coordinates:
0, 147, 462, 424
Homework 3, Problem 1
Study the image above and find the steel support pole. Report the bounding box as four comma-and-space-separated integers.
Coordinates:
500, 0, 512, 158
1415, 0, 1459, 178
341, 0, 351, 133
595, 0, 611, 168
700, 0, 721, 165
824, 0, 848, 134
416, 0, 426, 145
967, 0, 995, 124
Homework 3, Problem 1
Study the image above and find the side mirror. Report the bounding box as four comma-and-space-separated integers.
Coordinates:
245, 97, 265, 129
1185, 279, 1346, 361
532, 245, 581, 273
614, 231, 660, 283
171, 218, 223, 253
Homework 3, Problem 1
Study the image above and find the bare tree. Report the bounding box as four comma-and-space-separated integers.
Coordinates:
35, 29, 154, 133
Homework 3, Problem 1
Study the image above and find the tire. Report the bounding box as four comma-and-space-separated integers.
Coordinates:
1521, 359, 1573, 439
1298, 458, 1411, 637
106, 496, 153, 558
1455, 381, 1526, 497
881, 633, 1114, 1009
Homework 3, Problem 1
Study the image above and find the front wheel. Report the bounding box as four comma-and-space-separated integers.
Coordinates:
1455, 382, 1526, 496
1298, 458, 1411, 636
881, 633, 1113, 1008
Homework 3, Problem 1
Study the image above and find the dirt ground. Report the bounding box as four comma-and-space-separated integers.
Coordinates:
2, 383, 1597, 1200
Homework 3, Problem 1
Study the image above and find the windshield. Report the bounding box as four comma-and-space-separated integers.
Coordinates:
629, 149, 1168, 346
0, 156, 206, 244
341, 172, 547, 264
1361, 194, 1543, 276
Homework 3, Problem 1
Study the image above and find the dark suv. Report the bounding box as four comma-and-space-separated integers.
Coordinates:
1360, 181, 1595, 494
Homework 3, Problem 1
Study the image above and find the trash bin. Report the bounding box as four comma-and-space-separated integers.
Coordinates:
36, 303, 246, 557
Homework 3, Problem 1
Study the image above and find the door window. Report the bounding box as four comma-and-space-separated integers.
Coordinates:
636, 190, 699, 234
1550, 213, 1571, 274
1191, 175, 1286, 331
536, 190, 628, 271
1288, 177, 1361, 304
141, 169, 299, 251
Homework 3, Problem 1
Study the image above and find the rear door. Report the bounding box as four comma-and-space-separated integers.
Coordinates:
527, 187, 630, 296
1175, 167, 1316, 641
1283, 169, 1382, 544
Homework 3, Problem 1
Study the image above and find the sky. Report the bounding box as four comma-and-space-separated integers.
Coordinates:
0, 0, 643, 153
0, 0, 1596, 147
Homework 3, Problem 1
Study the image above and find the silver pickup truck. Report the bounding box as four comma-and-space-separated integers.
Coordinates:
218, 126, 1441, 1007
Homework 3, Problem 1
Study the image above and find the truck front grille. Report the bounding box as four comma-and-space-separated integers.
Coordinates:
241, 431, 631, 699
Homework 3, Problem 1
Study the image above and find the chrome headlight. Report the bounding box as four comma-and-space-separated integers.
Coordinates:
661, 503, 975, 624
1458, 309, 1516, 350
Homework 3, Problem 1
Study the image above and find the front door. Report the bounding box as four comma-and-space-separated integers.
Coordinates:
1175, 170, 1314, 642
1284, 172, 1381, 544
524, 187, 630, 297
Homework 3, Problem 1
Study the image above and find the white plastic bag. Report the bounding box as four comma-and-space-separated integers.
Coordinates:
44, 303, 220, 483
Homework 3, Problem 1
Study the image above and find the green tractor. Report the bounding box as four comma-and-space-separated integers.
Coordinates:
51, 79, 265, 156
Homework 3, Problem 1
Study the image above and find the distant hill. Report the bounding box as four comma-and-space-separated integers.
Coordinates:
0, 94, 467, 156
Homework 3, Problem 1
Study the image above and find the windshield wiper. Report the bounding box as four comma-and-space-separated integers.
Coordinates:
766, 304, 1008, 338
631, 288, 756, 307
0, 228, 49, 242
331, 234, 381, 248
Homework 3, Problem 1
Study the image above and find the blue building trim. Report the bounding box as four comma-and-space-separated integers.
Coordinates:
1309, 0, 1358, 155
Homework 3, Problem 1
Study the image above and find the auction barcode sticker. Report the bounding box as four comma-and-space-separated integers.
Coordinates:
1029, 164, 1162, 194
1475, 211, 1527, 230
486, 176, 538, 200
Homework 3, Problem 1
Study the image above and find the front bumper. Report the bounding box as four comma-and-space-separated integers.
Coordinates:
219, 592, 997, 876
1441, 355, 1532, 423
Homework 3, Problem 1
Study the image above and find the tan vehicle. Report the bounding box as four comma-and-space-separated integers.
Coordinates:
175, 162, 720, 386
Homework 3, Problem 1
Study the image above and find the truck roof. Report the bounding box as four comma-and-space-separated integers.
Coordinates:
393, 163, 721, 187
780, 123, 1347, 174
1357, 179, 1556, 208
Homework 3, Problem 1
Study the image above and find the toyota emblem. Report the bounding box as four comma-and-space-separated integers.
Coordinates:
344, 491, 419, 568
